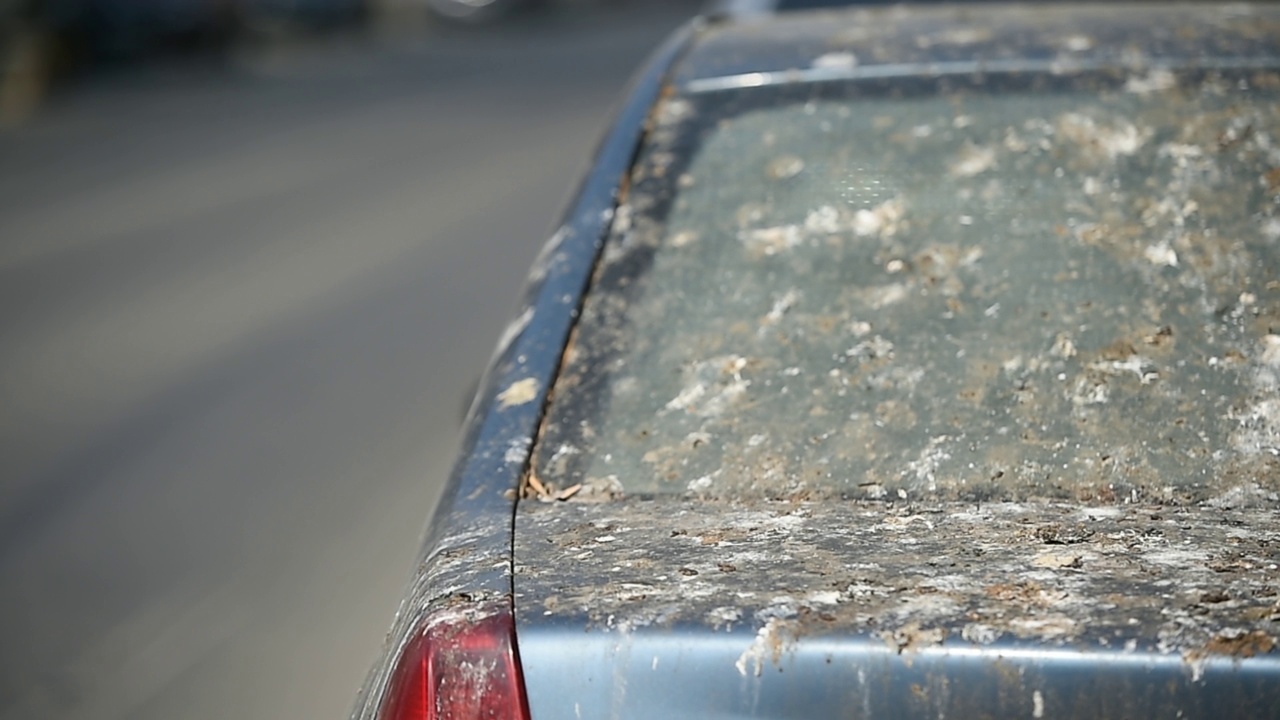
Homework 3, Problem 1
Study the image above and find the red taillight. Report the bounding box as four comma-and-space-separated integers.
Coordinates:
380, 609, 531, 720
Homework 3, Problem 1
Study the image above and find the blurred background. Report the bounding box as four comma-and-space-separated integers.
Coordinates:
0, 1, 693, 717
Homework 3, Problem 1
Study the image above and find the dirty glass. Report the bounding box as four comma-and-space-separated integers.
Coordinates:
532, 70, 1280, 503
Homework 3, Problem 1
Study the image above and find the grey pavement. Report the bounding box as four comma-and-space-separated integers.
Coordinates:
0, 4, 691, 718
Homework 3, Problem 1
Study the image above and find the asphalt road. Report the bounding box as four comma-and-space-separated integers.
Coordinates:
0, 4, 691, 718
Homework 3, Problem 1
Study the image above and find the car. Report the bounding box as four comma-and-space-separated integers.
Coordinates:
422, 0, 539, 24
351, 4, 1280, 718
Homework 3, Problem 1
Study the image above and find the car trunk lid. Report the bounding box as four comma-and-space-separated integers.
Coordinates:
513, 495, 1280, 719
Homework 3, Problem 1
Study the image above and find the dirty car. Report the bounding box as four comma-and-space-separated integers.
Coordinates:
352, 4, 1280, 719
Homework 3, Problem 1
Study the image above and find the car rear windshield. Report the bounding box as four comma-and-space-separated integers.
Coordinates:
531, 68, 1280, 504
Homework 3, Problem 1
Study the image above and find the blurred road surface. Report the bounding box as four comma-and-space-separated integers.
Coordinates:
0, 4, 691, 718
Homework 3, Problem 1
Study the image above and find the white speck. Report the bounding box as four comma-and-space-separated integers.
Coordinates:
612, 203, 633, 233
804, 205, 841, 234
1051, 333, 1077, 359
961, 623, 1000, 644
666, 356, 752, 417
504, 437, 531, 465
921, 26, 989, 46
702, 379, 750, 417
1231, 397, 1280, 456
845, 335, 895, 361
850, 320, 873, 337
1033, 550, 1083, 569
1033, 690, 1045, 718
1144, 242, 1179, 267
685, 430, 712, 446
735, 618, 795, 677
1009, 615, 1078, 639
764, 289, 801, 324
748, 434, 767, 447
666, 383, 706, 411
1071, 378, 1109, 406
950, 143, 996, 177
1160, 142, 1204, 164
655, 98, 692, 126
1090, 356, 1158, 384
1063, 34, 1093, 51
670, 230, 698, 247
805, 590, 841, 606
652, 656, 659, 671
984, 302, 1001, 318
708, 606, 742, 628
548, 443, 580, 466
1205, 483, 1278, 509
688, 474, 714, 492
595, 535, 617, 543
740, 225, 803, 255
1263, 335, 1280, 367
904, 435, 951, 485
1060, 112, 1150, 158
1125, 69, 1176, 94
759, 594, 801, 619
497, 378, 539, 408
869, 283, 908, 309
768, 155, 805, 179
852, 197, 905, 238
958, 215, 974, 225
812, 51, 858, 70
